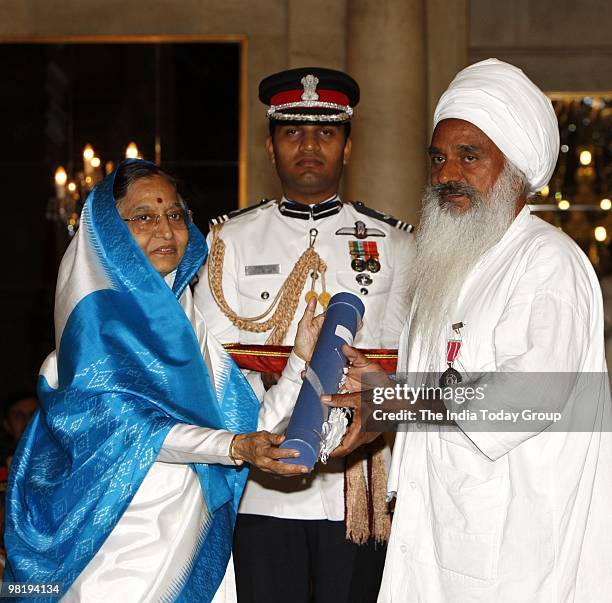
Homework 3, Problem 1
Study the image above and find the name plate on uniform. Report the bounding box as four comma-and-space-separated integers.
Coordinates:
245, 264, 281, 276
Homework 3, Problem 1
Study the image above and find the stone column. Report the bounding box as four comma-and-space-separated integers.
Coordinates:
426, 0, 469, 133
287, 0, 348, 70
345, 0, 427, 224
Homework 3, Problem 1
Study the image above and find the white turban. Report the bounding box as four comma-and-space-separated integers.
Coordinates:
433, 58, 560, 194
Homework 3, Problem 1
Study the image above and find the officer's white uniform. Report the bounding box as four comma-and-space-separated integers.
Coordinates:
195, 195, 415, 522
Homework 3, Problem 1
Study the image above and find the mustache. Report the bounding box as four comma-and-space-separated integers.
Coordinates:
430, 181, 480, 201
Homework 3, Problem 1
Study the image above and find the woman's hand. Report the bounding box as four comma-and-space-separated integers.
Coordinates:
293, 297, 325, 362
231, 431, 309, 476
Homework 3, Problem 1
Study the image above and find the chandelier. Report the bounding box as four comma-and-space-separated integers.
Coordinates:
47, 142, 142, 237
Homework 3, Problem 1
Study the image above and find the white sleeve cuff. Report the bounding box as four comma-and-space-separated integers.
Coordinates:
157, 423, 236, 465
283, 351, 306, 384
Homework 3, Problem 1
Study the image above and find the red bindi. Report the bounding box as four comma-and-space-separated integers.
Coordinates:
156, 197, 163, 204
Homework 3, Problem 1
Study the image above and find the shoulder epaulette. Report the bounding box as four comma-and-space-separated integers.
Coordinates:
209, 198, 274, 227
348, 200, 414, 233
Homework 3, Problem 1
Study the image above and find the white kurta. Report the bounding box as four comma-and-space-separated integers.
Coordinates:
63, 279, 304, 602
380, 207, 612, 602
195, 198, 415, 521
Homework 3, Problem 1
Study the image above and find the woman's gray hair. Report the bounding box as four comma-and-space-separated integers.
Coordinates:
113, 162, 186, 209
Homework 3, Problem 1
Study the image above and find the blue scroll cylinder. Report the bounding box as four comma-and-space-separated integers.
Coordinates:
280, 292, 366, 470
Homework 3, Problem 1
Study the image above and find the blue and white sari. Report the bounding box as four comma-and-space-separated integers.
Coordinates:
4, 162, 259, 601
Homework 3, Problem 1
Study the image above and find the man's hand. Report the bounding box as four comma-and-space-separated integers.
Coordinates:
340, 344, 392, 393
321, 390, 380, 457
320, 345, 392, 457
231, 431, 309, 476
293, 296, 325, 362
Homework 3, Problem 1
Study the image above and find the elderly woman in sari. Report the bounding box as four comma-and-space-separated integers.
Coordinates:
5, 160, 317, 602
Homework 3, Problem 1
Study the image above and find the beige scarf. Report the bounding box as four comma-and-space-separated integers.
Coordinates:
344, 437, 391, 544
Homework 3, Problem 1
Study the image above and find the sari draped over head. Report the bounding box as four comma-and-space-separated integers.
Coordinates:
5, 160, 259, 602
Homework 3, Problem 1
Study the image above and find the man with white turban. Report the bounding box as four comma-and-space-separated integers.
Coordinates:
323, 59, 612, 601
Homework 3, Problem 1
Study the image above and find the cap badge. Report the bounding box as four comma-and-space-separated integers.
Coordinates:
300, 74, 320, 101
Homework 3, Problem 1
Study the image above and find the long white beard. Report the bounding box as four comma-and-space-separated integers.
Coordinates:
408, 162, 525, 365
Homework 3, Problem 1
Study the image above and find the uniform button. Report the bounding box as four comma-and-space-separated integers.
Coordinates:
360, 288, 369, 295
409, 481, 417, 490
400, 545, 408, 553
261, 291, 270, 300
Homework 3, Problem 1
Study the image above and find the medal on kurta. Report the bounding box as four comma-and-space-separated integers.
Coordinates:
439, 322, 464, 387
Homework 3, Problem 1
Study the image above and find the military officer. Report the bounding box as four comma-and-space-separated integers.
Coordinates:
194, 67, 415, 603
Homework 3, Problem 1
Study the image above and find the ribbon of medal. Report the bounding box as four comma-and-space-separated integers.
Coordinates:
439, 322, 464, 387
